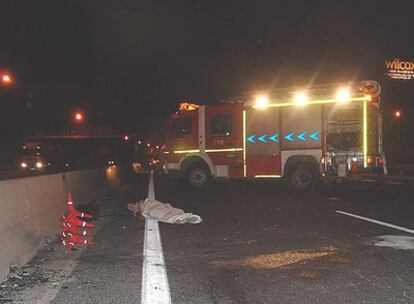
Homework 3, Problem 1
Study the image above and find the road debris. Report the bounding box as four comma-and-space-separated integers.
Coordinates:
211, 246, 338, 269
0, 253, 55, 302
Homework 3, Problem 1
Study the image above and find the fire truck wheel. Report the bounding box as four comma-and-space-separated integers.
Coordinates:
186, 165, 210, 189
289, 163, 318, 192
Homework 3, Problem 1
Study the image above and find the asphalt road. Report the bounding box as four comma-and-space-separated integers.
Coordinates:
3, 174, 414, 304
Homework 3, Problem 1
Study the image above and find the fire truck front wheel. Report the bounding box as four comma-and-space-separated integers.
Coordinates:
289, 163, 318, 192
186, 164, 211, 189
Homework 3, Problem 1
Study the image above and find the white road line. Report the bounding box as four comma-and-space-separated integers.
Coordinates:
336, 211, 414, 235
362, 179, 376, 182
385, 181, 402, 185
141, 171, 172, 304
148, 170, 155, 200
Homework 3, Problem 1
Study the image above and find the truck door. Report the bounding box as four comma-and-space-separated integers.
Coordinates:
245, 108, 281, 177
205, 104, 243, 178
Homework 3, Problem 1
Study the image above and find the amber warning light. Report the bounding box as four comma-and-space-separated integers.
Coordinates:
179, 102, 199, 111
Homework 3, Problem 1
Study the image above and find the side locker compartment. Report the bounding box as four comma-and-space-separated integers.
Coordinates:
280, 105, 323, 173
245, 107, 282, 177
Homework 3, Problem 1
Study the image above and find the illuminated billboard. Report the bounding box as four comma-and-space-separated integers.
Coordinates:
385, 58, 414, 80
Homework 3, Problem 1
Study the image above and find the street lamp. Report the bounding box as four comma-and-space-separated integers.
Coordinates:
1, 73, 13, 86
74, 112, 84, 123
394, 110, 401, 118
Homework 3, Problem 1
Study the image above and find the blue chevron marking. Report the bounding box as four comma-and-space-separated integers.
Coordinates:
269, 133, 279, 143
258, 134, 268, 143
297, 131, 307, 141
284, 132, 295, 142
309, 131, 320, 141
247, 135, 256, 144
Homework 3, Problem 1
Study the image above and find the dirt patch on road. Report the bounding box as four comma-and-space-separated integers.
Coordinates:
211, 246, 338, 269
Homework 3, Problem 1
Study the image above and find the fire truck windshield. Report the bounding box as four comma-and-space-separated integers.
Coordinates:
171, 117, 192, 138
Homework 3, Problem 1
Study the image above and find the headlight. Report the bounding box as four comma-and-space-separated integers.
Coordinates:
21, 162, 27, 168
36, 162, 43, 168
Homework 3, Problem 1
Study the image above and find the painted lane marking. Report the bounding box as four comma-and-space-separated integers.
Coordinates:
148, 171, 155, 200
336, 211, 414, 235
373, 235, 414, 250
385, 181, 402, 185
362, 179, 376, 182
141, 172, 172, 304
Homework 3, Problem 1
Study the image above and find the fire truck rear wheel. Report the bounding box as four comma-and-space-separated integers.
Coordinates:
289, 163, 318, 192
186, 165, 210, 189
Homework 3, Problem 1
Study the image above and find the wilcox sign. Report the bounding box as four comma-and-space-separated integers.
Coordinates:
385, 58, 414, 80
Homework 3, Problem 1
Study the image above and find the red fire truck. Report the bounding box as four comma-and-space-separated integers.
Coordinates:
163, 81, 385, 191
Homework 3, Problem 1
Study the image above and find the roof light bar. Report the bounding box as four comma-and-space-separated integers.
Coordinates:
255, 95, 269, 109
336, 88, 351, 103
294, 92, 308, 106
252, 96, 369, 109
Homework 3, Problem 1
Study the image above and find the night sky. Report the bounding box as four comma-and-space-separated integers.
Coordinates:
0, 0, 413, 142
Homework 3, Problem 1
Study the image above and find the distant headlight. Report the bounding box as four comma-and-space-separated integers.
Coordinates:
21, 162, 27, 168
36, 162, 43, 168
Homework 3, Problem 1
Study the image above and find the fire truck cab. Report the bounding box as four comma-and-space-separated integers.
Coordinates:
164, 81, 384, 191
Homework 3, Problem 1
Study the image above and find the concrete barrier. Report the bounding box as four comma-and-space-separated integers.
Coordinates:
0, 165, 129, 282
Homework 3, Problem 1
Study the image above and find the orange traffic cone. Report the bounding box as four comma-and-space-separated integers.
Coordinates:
61, 193, 94, 251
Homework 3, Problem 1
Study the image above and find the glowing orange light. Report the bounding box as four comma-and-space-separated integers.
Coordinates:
395, 110, 401, 118
74, 112, 83, 122
2, 75, 10, 83
1, 73, 12, 85
124, 135, 129, 141
179, 102, 199, 111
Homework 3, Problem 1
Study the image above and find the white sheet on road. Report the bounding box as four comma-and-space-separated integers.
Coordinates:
128, 199, 202, 224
